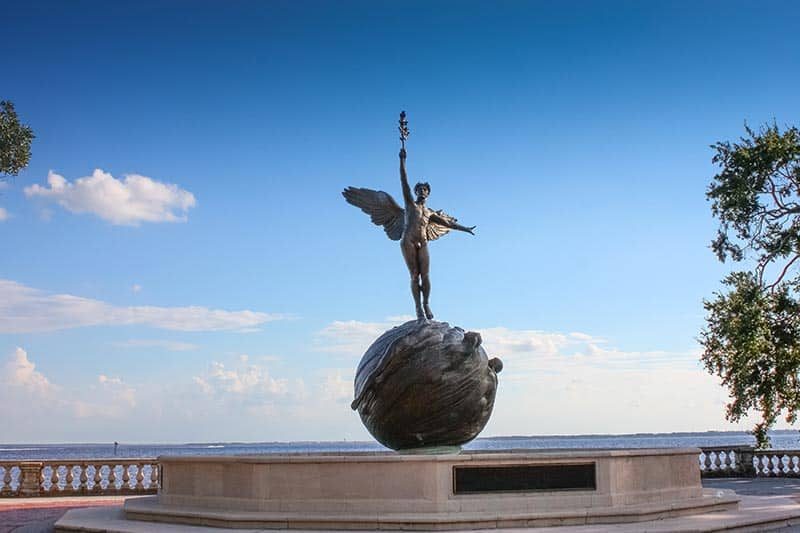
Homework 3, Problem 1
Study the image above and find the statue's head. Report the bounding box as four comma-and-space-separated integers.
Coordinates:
414, 182, 430, 202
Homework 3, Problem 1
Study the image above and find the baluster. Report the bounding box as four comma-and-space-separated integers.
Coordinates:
93, 464, 102, 492
79, 464, 88, 492
782, 455, 791, 474
730, 450, 738, 472
793, 456, 800, 474
66, 464, 75, 492
108, 465, 117, 491
771, 455, 781, 476
51, 465, 60, 492
698, 452, 706, 471
135, 464, 144, 490
122, 464, 130, 490
150, 464, 158, 490
760, 455, 769, 476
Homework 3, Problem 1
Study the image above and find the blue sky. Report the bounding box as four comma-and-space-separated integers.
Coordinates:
1, 1, 799, 443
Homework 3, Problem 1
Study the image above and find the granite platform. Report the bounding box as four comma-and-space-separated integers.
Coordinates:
57, 449, 745, 531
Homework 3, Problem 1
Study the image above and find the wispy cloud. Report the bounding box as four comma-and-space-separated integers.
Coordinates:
24, 169, 196, 225
115, 339, 199, 352
73, 375, 138, 418
0, 207, 9, 221
0, 279, 287, 333
315, 317, 412, 355
320, 369, 353, 403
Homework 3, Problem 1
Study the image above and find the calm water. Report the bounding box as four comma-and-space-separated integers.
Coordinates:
3, 431, 800, 461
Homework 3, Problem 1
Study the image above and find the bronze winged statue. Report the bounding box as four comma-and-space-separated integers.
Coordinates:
343, 112, 476, 321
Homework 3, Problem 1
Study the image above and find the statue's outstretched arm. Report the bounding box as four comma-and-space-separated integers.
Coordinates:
399, 149, 414, 205
430, 212, 476, 235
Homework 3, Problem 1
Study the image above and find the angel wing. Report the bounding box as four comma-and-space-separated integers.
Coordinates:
342, 187, 405, 241
426, 209, 457, 242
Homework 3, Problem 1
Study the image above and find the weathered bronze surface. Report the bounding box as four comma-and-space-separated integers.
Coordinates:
344, 113, 502, 452
351, 319, 502, 451
343, 112, 475, 321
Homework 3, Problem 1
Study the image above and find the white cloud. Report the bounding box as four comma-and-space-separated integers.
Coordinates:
480, 327, 570, 356
131, 284, 142, 293
24, 169, 196, 225
321, 370, 353, 403
193, 359, 307, 416
115, 339, 199, 352
0, 279, 286, 333
0, 207, 9, 221
0, 348, 139, 424
1, 347, 56, 395
194, 361, 289, 396
316, 318, 403, 355
98, 374, 136, 407
73, 375, 138, 418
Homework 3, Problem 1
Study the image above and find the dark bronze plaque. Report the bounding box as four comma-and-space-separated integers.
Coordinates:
453, 463, 596, 494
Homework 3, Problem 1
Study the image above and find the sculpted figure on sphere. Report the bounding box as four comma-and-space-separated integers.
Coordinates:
343, 112, 476, 320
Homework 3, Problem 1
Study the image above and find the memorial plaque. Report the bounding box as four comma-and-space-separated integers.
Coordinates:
453, 463, 596, 494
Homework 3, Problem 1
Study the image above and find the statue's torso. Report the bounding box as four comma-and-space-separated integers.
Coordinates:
403, 202, 430, 244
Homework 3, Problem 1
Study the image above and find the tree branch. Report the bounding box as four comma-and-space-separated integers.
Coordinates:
766, 253, 800, 291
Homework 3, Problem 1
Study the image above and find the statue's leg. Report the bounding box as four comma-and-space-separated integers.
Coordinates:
419, 244, 433, 320
402, 241, 425, 320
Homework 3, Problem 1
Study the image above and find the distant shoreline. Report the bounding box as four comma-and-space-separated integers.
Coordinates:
3, 429, 797, 448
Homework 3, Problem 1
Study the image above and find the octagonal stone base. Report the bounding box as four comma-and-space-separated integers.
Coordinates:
117, 448, 738, 530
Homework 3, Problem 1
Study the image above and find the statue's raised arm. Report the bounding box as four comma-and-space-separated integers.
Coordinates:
399, 148, 413, 206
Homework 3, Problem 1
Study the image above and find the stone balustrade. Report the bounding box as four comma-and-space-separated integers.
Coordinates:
3, 448, 800, 497
699, 447, 754, 477
0, 459, 158, 497
700, 447, 800, 477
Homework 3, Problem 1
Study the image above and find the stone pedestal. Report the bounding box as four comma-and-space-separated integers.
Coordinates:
18, 462, 42, 497
120, 448, 738, 530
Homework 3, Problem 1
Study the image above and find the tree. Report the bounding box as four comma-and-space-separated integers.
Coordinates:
701, 123, 800, 448
0, 100, 34, 178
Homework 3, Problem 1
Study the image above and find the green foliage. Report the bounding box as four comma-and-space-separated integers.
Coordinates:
0, 100, 35, 178
701, 273, 800, 447
702, 123, 800, 448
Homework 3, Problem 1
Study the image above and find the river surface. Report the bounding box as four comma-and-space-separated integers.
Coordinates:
3, 431, 800, 460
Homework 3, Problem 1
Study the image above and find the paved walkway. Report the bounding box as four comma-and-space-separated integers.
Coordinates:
3, 480, 800, 532
704, 477, 800, 498
0, 496, 127, 533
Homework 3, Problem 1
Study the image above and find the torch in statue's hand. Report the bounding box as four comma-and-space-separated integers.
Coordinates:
398, 111, 410, 151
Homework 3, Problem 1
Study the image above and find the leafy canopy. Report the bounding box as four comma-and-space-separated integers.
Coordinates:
0, 100, 35, 178
701, 123, 800, 448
